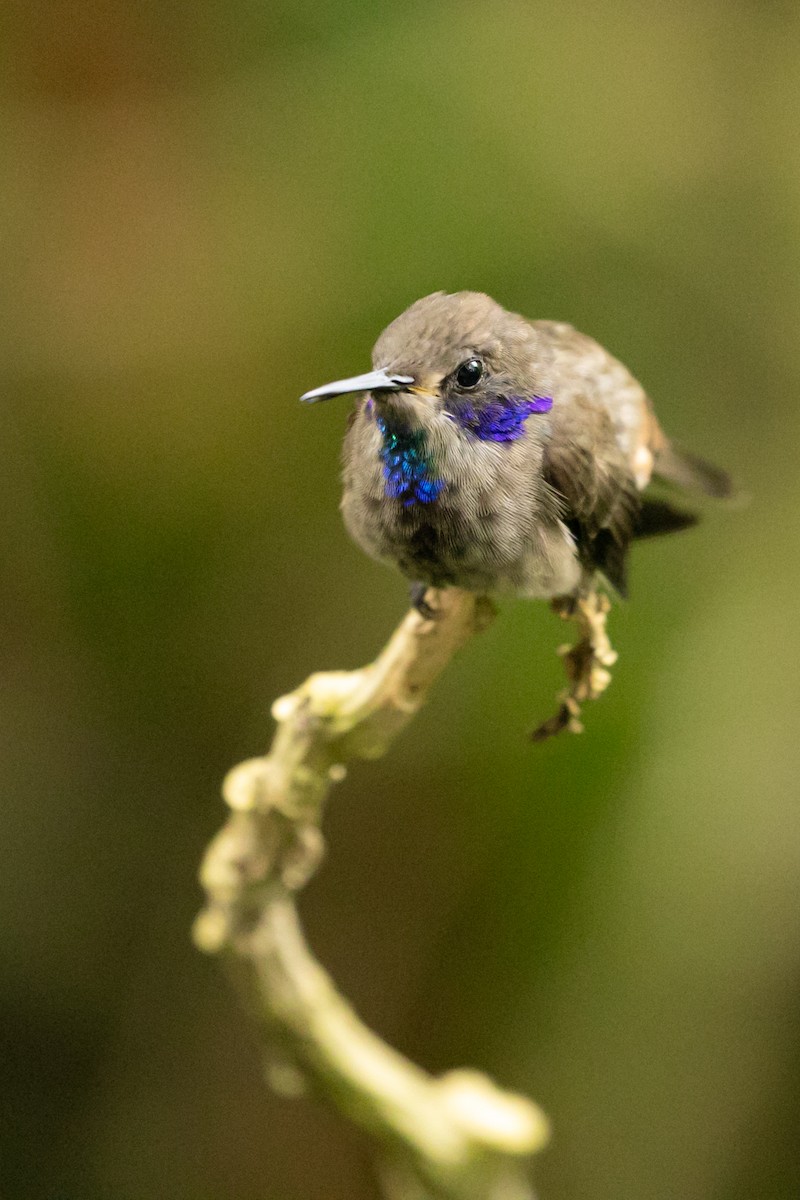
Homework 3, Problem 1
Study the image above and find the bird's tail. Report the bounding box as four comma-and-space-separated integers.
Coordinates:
653, 443, 734, 499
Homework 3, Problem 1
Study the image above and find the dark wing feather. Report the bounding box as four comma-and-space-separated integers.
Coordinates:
634, 497, 698, 538
542, 393, 641, 597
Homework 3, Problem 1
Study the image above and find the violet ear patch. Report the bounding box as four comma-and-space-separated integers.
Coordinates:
453, 395, 553, 442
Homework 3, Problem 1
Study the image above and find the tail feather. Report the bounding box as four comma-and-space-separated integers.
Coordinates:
654, 444, 734, 499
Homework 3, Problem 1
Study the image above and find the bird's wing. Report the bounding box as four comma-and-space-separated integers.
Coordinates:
529, 318, 667, 480
541, 390, 641, 597
529, 320, 728, 591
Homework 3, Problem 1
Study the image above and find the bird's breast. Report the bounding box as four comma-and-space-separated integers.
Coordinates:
341, 404, 572, 594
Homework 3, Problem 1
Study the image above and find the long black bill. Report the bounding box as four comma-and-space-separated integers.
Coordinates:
300, 369, 414, 404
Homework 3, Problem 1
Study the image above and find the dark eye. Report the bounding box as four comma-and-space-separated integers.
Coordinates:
455, 358, 484, 389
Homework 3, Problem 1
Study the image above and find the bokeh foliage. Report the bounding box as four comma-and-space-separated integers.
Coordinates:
1, 2, 799, 1198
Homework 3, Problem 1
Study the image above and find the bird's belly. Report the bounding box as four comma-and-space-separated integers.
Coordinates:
342, 484, 581, 598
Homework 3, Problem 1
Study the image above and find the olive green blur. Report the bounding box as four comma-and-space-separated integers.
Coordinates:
1, 3, 798, 1199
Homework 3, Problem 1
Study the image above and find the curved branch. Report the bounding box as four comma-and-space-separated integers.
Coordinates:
193, 588, 550, 1199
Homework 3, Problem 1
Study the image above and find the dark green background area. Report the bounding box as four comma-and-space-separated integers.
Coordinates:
1, 2, 798, 1198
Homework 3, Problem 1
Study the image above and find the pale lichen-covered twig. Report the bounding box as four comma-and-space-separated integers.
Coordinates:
193, 588, 550, 1200
530, 591, 617, 742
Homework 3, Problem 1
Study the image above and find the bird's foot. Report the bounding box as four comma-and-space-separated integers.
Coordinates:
530, 591, 617, 742
409, 582, 438, 620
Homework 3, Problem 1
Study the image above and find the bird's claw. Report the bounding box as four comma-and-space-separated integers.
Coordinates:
409, 583, 438, 620
530, 591, 616, 742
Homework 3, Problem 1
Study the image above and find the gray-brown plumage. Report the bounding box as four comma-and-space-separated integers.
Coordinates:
301, 291, 731, 605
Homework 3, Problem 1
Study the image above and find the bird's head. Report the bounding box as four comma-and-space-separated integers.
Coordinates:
300, 291, 554, 437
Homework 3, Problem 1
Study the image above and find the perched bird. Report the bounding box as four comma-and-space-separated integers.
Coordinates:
301, 291, 731, 736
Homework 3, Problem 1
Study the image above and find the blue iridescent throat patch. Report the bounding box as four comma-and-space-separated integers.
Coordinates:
375, 414, 445, 507
450, 394, 553, 442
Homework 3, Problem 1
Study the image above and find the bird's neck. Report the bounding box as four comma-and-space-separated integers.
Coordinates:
368, 401, 445, 508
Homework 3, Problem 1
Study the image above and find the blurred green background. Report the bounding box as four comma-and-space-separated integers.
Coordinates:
1, 1, 799, 1198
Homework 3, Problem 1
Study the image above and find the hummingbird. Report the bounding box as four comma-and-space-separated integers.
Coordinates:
300, 291, 731, 737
